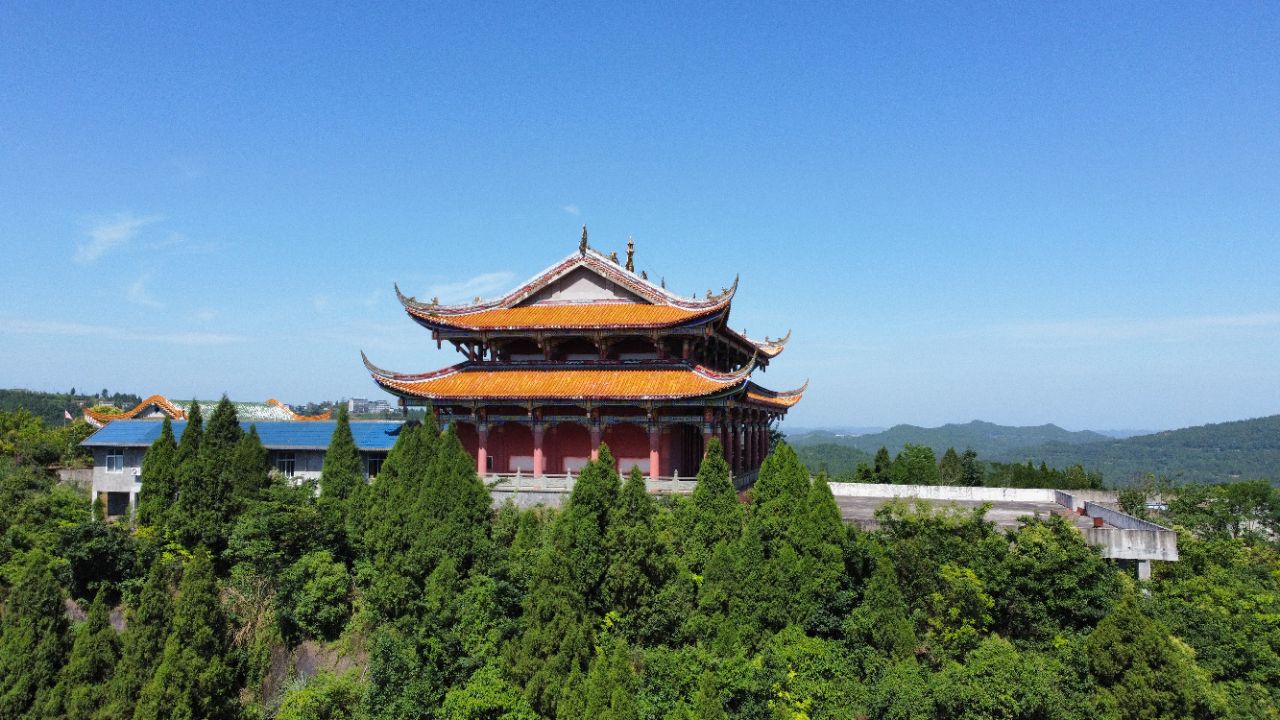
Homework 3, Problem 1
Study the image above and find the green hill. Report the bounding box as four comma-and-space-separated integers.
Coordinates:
794, 443, 874, 477
1002, 415, 1280, 486
789, 420, 1109, 457
0, 388, 142, 425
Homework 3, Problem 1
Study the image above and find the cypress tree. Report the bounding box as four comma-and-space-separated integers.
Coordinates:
938, 447, 962, 486
202, 395, 243, 456
101, 560, 172, 720
229, 424, 270, 501
173, 399, 239, 552
845, 556, 917, 664
43, 587, 119, 720
320, 405, 362, 501
580, 633, 640, 720
508, 447, 620, 714
136, 416, 177, 525
174, 400, 203, 467
0, 553, 69, 719
134, 549, 237, 720
603, 467, 674, 635
412, 425, 492, 577
796, 472, 849, 635
872, 447, 892, 483
361, 418, 440, 620
677, 438, 742, 575
960, 448, 983, 487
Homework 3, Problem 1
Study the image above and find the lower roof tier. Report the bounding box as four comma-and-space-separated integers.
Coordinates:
364, 356, 805, 410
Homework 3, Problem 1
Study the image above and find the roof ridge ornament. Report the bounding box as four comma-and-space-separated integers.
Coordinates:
579, 225, 588, 255
625, 236, 635, 272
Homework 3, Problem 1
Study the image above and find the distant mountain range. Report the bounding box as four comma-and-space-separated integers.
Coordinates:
788, 420, 1111, 456
788, 416, 1280, 485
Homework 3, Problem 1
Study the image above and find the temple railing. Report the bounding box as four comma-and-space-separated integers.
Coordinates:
483, 470, 761, 494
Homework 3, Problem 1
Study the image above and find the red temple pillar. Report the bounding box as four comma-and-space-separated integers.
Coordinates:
476, 423, 489, 477
532, 422, 545, 478
730, 416, 740, 474
590, 421, 602, 461
648, 423, 660, 481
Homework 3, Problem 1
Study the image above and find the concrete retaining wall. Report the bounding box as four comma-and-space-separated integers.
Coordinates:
1084, 527, 1180, 561
830, 483, 1058, 503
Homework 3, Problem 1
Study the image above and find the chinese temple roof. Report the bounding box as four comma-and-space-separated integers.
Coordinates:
83, 395, 331, 427
362, 354, 758, 402
744, 380, 808, 409
401, 300, 729, 332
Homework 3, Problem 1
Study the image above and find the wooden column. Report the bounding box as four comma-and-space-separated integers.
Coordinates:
532, 422, 545, 478
648, 423, 661, 481
476, 423, 489, 477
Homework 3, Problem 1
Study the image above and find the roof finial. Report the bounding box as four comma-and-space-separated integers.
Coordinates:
609, 251, 619, 264
625, 236, 635, 272
579, 225, 588, 255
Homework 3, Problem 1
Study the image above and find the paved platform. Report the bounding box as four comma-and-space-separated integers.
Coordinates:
834, 495, 1091, 531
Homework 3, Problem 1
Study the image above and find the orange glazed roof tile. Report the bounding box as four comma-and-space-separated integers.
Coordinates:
367, 362, 750, 401
404, 302, 725, 331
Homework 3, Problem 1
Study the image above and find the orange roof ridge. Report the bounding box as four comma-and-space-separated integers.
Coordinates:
394, 248, 738, 318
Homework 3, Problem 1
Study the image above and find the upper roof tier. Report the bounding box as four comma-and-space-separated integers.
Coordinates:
393, 234, 786, 358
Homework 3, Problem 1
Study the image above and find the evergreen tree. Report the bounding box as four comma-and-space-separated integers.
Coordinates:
175, 400, 203, 467
508, 447, 620, 715
229, 424, 270, 501
872, 447, 892, 483
891, 444, 939, 485
937, 447, 962, 486
202, 395, 243, 456
43, 588, 119, 720
360, 418, 441, 620
1086, 595, 1222, 719
603, 468, 675, 640
171, 398, 240, 552
845, 555, 917, 666
136, 416, 177, 525
579, 632, 640, 720
320, 405, 362, 502
676, 438, 742, 575
0, 553, 69, 719
101, 560, 172, 720
441, 665, 537, 720
960, 448, 983, 487
134, 549, 238, 720
795, 472, 851, 635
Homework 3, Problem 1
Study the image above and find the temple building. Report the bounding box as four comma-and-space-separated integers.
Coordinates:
362, 229, 805, 482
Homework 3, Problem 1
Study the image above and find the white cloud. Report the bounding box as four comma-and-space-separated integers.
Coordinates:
561, 204, 581, 216
424, 271, 516, 304
0, 318, 244, 346
74, 213, 164, 264
127, 275, 163, 308
193, 308, 219, 322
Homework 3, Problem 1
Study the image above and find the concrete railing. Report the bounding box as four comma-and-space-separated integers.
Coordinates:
1083, 501, 1174, 532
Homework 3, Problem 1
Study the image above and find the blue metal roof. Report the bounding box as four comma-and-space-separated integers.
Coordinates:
82, 420, 404, 452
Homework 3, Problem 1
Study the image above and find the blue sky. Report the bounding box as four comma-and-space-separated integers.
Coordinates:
1, 2, 1277, 431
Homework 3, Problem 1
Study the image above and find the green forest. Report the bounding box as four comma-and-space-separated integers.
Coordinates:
793, 416, 1280, 486
1, 401, 1279, 719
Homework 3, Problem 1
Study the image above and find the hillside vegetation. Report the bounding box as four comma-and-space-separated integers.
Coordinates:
789, 420, 1110, 456
1006, 415, 1280, 485
1, 401, 1279, 718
